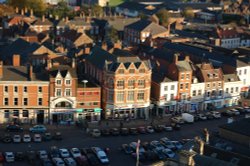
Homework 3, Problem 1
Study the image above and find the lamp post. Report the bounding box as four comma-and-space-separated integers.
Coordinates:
82, 80, 88, 88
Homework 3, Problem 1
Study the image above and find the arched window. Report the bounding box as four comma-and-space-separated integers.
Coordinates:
55, 101, 72, 108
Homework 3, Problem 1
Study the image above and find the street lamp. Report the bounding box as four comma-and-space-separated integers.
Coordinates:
82, 80, 88, 88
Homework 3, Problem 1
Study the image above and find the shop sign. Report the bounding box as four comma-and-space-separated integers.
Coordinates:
94, 108, 102, 113
76, 109, 83, 113
52, 109, 77, 113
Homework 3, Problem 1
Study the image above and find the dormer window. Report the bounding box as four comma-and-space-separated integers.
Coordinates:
118, 69, 124, 74
139, 69, 145, 73
56, 79, 62, 86
129, 69, 135, 73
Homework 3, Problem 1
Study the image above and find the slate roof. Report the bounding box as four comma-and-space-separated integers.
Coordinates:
224, 74, 240, 82
107, 18, 140, 31
176, 61, 192, 72
0, 66, 49, 81
152, 72, 173, 83
33, 18, 53, 26
49, 65, 77, 78
125, 19, 167, 36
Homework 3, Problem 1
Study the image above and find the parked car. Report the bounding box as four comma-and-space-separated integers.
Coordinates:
235, 107, 245, 113
70, 148, 81, 158
162, 148, 175, 158
205, 112, 214, 120
23, 134, 31, 143
75, 155, 89, 166
130, 142, 145, 153
34, 134, 42, 142
164, 125, 173, 132
6, 124, 23, 132
171, 141, 183, 150
15, 152, 25, 161
43, 132, 52, 141
129, 128, 138, 135
50, 146, 60, 158
0, 152, 4, 163
198, 114, 207, 120
81, 148, 99, 166
193, 114, 199, 121
52, 157, 65, 166
27, 150, 36, 163
59, 149, 70, 158
41, 158, 53, 166
150, 140, 165, 150
146, 126, 154, 133
243, 106, 250, 113
230, 109, 240, 115
170, 123, 181, 130
154, 125, 164, 132
4, 152, 14, 162
137, 126, 146, 134
171, 117, 185, 124
91, 129, 101, 138
222, 110, 234, 116
64, 157, 77, 166
161, 141, 176, 151
120, 128, 129, 136
110, 128, 120, 136
38, 150, 48, 160
141, 142, 154, 151
2, 134, 12, 143
53, 132, 62, 140
29, 125, 47, 133
13, 134, 21, 143
182, 113, 194, 123
210, 111, 221, 118
121, 144, 133, 154
91, 147, 109, 164
101, 129, 110, 136
152, 147, 167, 160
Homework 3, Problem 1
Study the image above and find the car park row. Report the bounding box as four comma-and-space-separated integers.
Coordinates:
0, 146, 109, 166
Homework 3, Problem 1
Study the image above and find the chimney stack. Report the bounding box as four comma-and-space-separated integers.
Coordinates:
13, 54, 20, 66
72, 58, 76, 68
47, 59, 52, 70
65, 16, 69, 23
185, 55, 190, 62
114, 40, 122, 49
24, 7, 28, 14
102, 42, 108, 51
42, 15, 45, 22
55, 15, 59, 20
0, 61, 3, 78
21, 9, 24, 15
27, 64, 33, 80
15, 7, 19, 14
30, 9, 33, 17
174, 53, 179, 64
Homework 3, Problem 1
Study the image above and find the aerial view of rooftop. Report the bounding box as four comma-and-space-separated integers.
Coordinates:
0, 0, 249, 165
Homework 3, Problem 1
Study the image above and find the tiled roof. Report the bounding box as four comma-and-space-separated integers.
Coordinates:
224, 74, 240, 82
176, 61, 192, 71
126, 19, 167, 36
33, 18, 53, 26
108, 18, 140, 31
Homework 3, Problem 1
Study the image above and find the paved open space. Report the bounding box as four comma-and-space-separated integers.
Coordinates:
0, 116, 239, 166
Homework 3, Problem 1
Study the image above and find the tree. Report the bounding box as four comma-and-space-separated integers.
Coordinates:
46, 0, 75, 19
92, 4, 103, 17
7, 0, 46, 16
0, 4, 14, 16
183, 7, 194, 19
156, 9, 169, 27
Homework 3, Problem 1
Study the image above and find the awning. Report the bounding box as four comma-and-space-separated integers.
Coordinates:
94, 108, 102, 113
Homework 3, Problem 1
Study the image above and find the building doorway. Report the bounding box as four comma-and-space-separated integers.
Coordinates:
37, 110, 44, 124
52, 114, 58, 123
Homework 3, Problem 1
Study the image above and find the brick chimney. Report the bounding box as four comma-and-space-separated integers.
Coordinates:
85, 47, 90, 54
185, 55, 190, 62
21, 9, 24, 15
42, 15, 45, 22
30, 9, 33, 17
65, 16, 69, 23
24, 7, 28, 14
114, 40, 122, 49
47, 59, 52, 70
13, 54, 20, 66
174, 53, 179, 64
27, 64, 33, 81
179, 150, 196, 166
15, 7, 19, 14
72, 58, 76, 68
0, 61, 3, 78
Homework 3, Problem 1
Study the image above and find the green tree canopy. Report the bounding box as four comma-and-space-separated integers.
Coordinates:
0, 4, 14, 16
182, 7, 194, 19
91, 4, 103, 17
107, 27, 119, 43
156, 9, 169, 27
46, 0, 76, 19
7, 0, 46, 16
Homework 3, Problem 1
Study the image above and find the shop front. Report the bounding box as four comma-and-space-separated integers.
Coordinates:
76, 108, 101, 122
157, 101, 177, 116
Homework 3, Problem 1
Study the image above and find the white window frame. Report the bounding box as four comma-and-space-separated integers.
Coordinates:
65, 88, 71, 97
56, 79, 62, 86
65, 79, 71, 86
55, 88, 62, 97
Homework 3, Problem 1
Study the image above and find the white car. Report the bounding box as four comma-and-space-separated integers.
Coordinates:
91, 129, 101, 137
13, 135, 21, 143
64, 157, 77, 166
171, 141, 183, 150
210, 111, 221, 118
38, 150, 48, 159
4, 152, 15, 162
243, 106, 250, 113
52, 157, 65, 166
171, 117, 185, 124
230, 109, 240, 115
23, 134, 31, 142
34, 134, 42, 142
198, 114, 207, 120
70, 148, 81, 158
146, 126, 154, 133
91, 147, 109, 164
164, 126, 173, 132
59, 149, 70, 158
162, 148, 175, 158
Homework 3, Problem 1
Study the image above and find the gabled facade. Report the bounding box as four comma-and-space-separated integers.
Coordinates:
190, 77, 205, 112
85, 46, 152, 120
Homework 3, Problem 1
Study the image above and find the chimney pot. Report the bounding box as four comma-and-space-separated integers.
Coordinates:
174, 53, 179, 63
28, 64, 33, 80
185, 55, 190, 62
42, 15, 45, 22
13, 54, 20, 66
15, 7, 19, 14
72, 58, 76, 68
47, 59, 52, 70
21, 9, 24, 15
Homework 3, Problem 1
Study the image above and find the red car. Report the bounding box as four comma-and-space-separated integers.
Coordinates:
0, 152, 4, 162
76, 155, 89, 166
